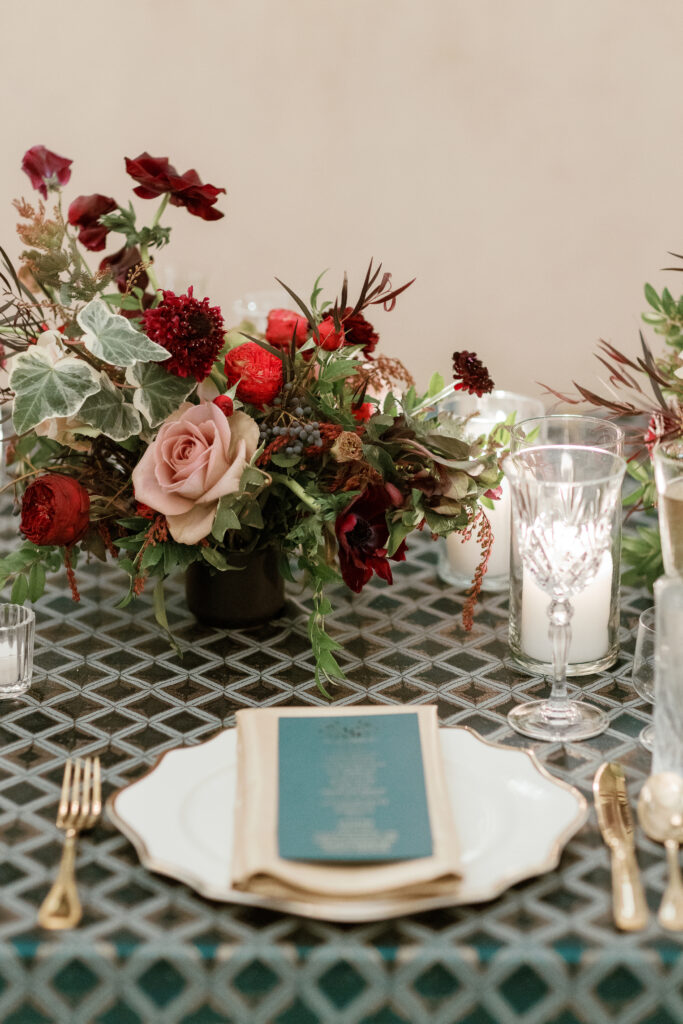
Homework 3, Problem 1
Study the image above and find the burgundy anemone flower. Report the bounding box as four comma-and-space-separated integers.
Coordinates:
21, 146, 72, 199
142, 287, 225, 381
67, 194, 117, 251
99, 246, 149, 294
125, 152, 226, 221
335, 484, 407, 593
452, 350, 494, 398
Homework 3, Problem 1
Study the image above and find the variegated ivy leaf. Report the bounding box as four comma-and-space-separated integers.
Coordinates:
125, 362, 195, 427
9, 348, 101, 435
78, 373, 143, 442
77, 298, 169, 367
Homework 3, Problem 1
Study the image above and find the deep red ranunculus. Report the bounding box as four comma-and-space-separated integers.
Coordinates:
317, 318, 345, 351
67, 194, 118, 251
335, 484, 407, 593
21, 146, 72, 199
99, 245, 149, 294
20, 474, 90, 547
124, 152, 226, 221
224, 342, 283, 407
265, 308, 309, 349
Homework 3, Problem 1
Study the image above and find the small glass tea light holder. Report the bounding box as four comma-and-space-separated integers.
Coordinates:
437, 390, 544, 592
0, 604, 35, 698
233, 289, 290, 335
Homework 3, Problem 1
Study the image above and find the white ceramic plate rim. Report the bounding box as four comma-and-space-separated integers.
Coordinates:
107, 725, 587, 922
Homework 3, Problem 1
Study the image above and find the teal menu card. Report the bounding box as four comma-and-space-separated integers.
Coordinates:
278, 713, 433, 861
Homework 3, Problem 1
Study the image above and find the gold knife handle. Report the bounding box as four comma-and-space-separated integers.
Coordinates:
610, 846, 648, 931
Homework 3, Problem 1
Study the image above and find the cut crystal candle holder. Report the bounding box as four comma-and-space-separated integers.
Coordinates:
0, 604, 35, 698
504, 444, 626, 742
508, 415, 624, 676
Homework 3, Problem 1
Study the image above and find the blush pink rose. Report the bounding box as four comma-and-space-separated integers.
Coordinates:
132, 403, 259, 544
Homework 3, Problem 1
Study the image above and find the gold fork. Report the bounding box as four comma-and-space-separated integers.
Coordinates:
38, 756, 102, 930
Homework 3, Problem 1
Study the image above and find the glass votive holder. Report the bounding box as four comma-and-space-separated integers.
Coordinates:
0, 604, 35, 697
437, 390, 544, 592
508, 416, 624, 676
653, 439, 683, 577
233, 289, 290, 335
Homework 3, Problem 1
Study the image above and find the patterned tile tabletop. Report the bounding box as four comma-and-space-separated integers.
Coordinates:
0, 503, 681, 1024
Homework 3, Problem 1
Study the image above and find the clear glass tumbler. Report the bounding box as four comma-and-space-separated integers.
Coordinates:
437, 390, 544, 592
0, 604, 35, 697
631, 607, 655, 750
508, 415, 624, 675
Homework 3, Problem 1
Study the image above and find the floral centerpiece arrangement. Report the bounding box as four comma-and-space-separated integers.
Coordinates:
546, 256, 683, 589
0, 145, 501, 691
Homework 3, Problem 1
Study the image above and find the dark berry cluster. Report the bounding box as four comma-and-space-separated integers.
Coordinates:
259, 382, 323, 456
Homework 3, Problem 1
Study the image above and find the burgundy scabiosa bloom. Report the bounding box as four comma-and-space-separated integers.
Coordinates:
68, 194, 118, 251
142, 288, 225, 382
21, 146, 72, 199
335, 484, 407, 593
125, 153, 226, 221
452, 350, 495, 398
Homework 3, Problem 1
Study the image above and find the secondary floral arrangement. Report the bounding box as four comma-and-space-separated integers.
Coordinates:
0, 145, 501, 691
546, 256, 683, 588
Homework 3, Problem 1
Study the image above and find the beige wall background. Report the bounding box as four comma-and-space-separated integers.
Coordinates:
1, 0, 681, 399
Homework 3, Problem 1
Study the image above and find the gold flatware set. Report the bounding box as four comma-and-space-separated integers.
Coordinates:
595, 761, 683, 932
34, 753, 682, 933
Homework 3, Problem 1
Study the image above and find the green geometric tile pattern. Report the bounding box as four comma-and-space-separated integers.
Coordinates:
0, 501, 682, 1023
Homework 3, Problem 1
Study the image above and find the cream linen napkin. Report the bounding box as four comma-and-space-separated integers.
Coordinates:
230, 705, 461, 901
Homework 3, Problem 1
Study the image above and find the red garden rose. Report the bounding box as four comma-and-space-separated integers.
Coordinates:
125, 152, 226, 221
224, 342, 283, 407
20, 474, 90, 547
21, 146, 72, 199
335, 484, 407, 593
317, 318, 345, 351
99, 245, 149, 295
67, 194, 118, 251
265, 309, 309, 349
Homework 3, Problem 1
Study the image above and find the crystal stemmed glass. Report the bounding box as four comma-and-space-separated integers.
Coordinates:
503, 445, 626, 741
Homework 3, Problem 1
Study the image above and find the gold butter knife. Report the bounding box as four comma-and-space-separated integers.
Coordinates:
594, 761, 648, 931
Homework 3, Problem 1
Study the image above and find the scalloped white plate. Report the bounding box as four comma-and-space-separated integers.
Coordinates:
107, 725, 587, 922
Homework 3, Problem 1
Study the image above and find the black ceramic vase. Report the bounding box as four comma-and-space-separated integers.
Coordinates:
185, 546, 285, 628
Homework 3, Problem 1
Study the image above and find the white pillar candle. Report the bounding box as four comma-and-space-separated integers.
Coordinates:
520, 552, 613, 664
0, 639, 17, 688
445, 479, 512, 580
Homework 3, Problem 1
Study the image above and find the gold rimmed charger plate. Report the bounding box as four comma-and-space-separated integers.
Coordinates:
107, 725, 586, 922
